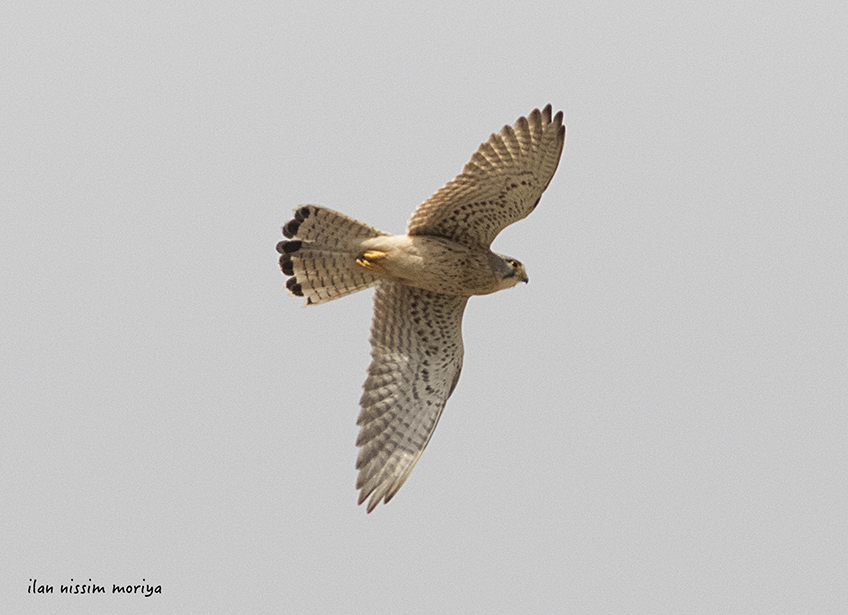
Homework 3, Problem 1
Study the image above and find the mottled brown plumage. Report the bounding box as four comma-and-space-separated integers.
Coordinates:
277, 105, 565, 511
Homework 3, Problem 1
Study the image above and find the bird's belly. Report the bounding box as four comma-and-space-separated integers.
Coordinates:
360, 235, 496, 296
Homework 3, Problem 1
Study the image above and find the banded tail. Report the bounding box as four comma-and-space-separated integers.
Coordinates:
276, 205, 389, 306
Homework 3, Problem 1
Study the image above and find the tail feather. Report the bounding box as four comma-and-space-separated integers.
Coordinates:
277, 205, 388, 306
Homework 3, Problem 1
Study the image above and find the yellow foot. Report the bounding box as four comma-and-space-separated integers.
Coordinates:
356, 250, 388, 273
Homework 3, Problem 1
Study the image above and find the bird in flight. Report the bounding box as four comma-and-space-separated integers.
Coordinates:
277, 105, 566, 512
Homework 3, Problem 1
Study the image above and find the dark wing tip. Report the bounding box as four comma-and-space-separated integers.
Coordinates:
282, 218, 300, 238
285, 277, 303, 296
277, 240, 302, 254
294, 206, 311, 222
279, 254, 294, 275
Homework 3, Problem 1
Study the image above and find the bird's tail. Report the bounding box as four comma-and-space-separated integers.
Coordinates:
276, 205, 389, 306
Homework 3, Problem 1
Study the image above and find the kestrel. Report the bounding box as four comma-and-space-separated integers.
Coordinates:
277, 105, 565, 512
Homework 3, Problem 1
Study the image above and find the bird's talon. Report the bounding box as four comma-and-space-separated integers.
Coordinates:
357, 251, 388, 273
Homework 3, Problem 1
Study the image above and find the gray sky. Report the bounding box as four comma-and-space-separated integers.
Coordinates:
2, 1, 846, 613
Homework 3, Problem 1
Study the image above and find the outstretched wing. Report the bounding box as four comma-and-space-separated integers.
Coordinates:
406, 104, 565, 249
356, 282, 468, 512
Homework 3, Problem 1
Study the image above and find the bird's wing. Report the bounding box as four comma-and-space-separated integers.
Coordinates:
406, 105, 565, 249
356, 281, 468, 512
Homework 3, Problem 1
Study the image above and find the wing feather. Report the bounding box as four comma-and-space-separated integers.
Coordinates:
405, 105, 565, 249
356, 282, 468, 512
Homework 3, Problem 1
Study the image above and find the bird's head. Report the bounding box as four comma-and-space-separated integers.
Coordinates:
490, 253, 529, 291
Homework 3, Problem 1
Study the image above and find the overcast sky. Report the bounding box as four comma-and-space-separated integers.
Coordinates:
2, 1, 846, 613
